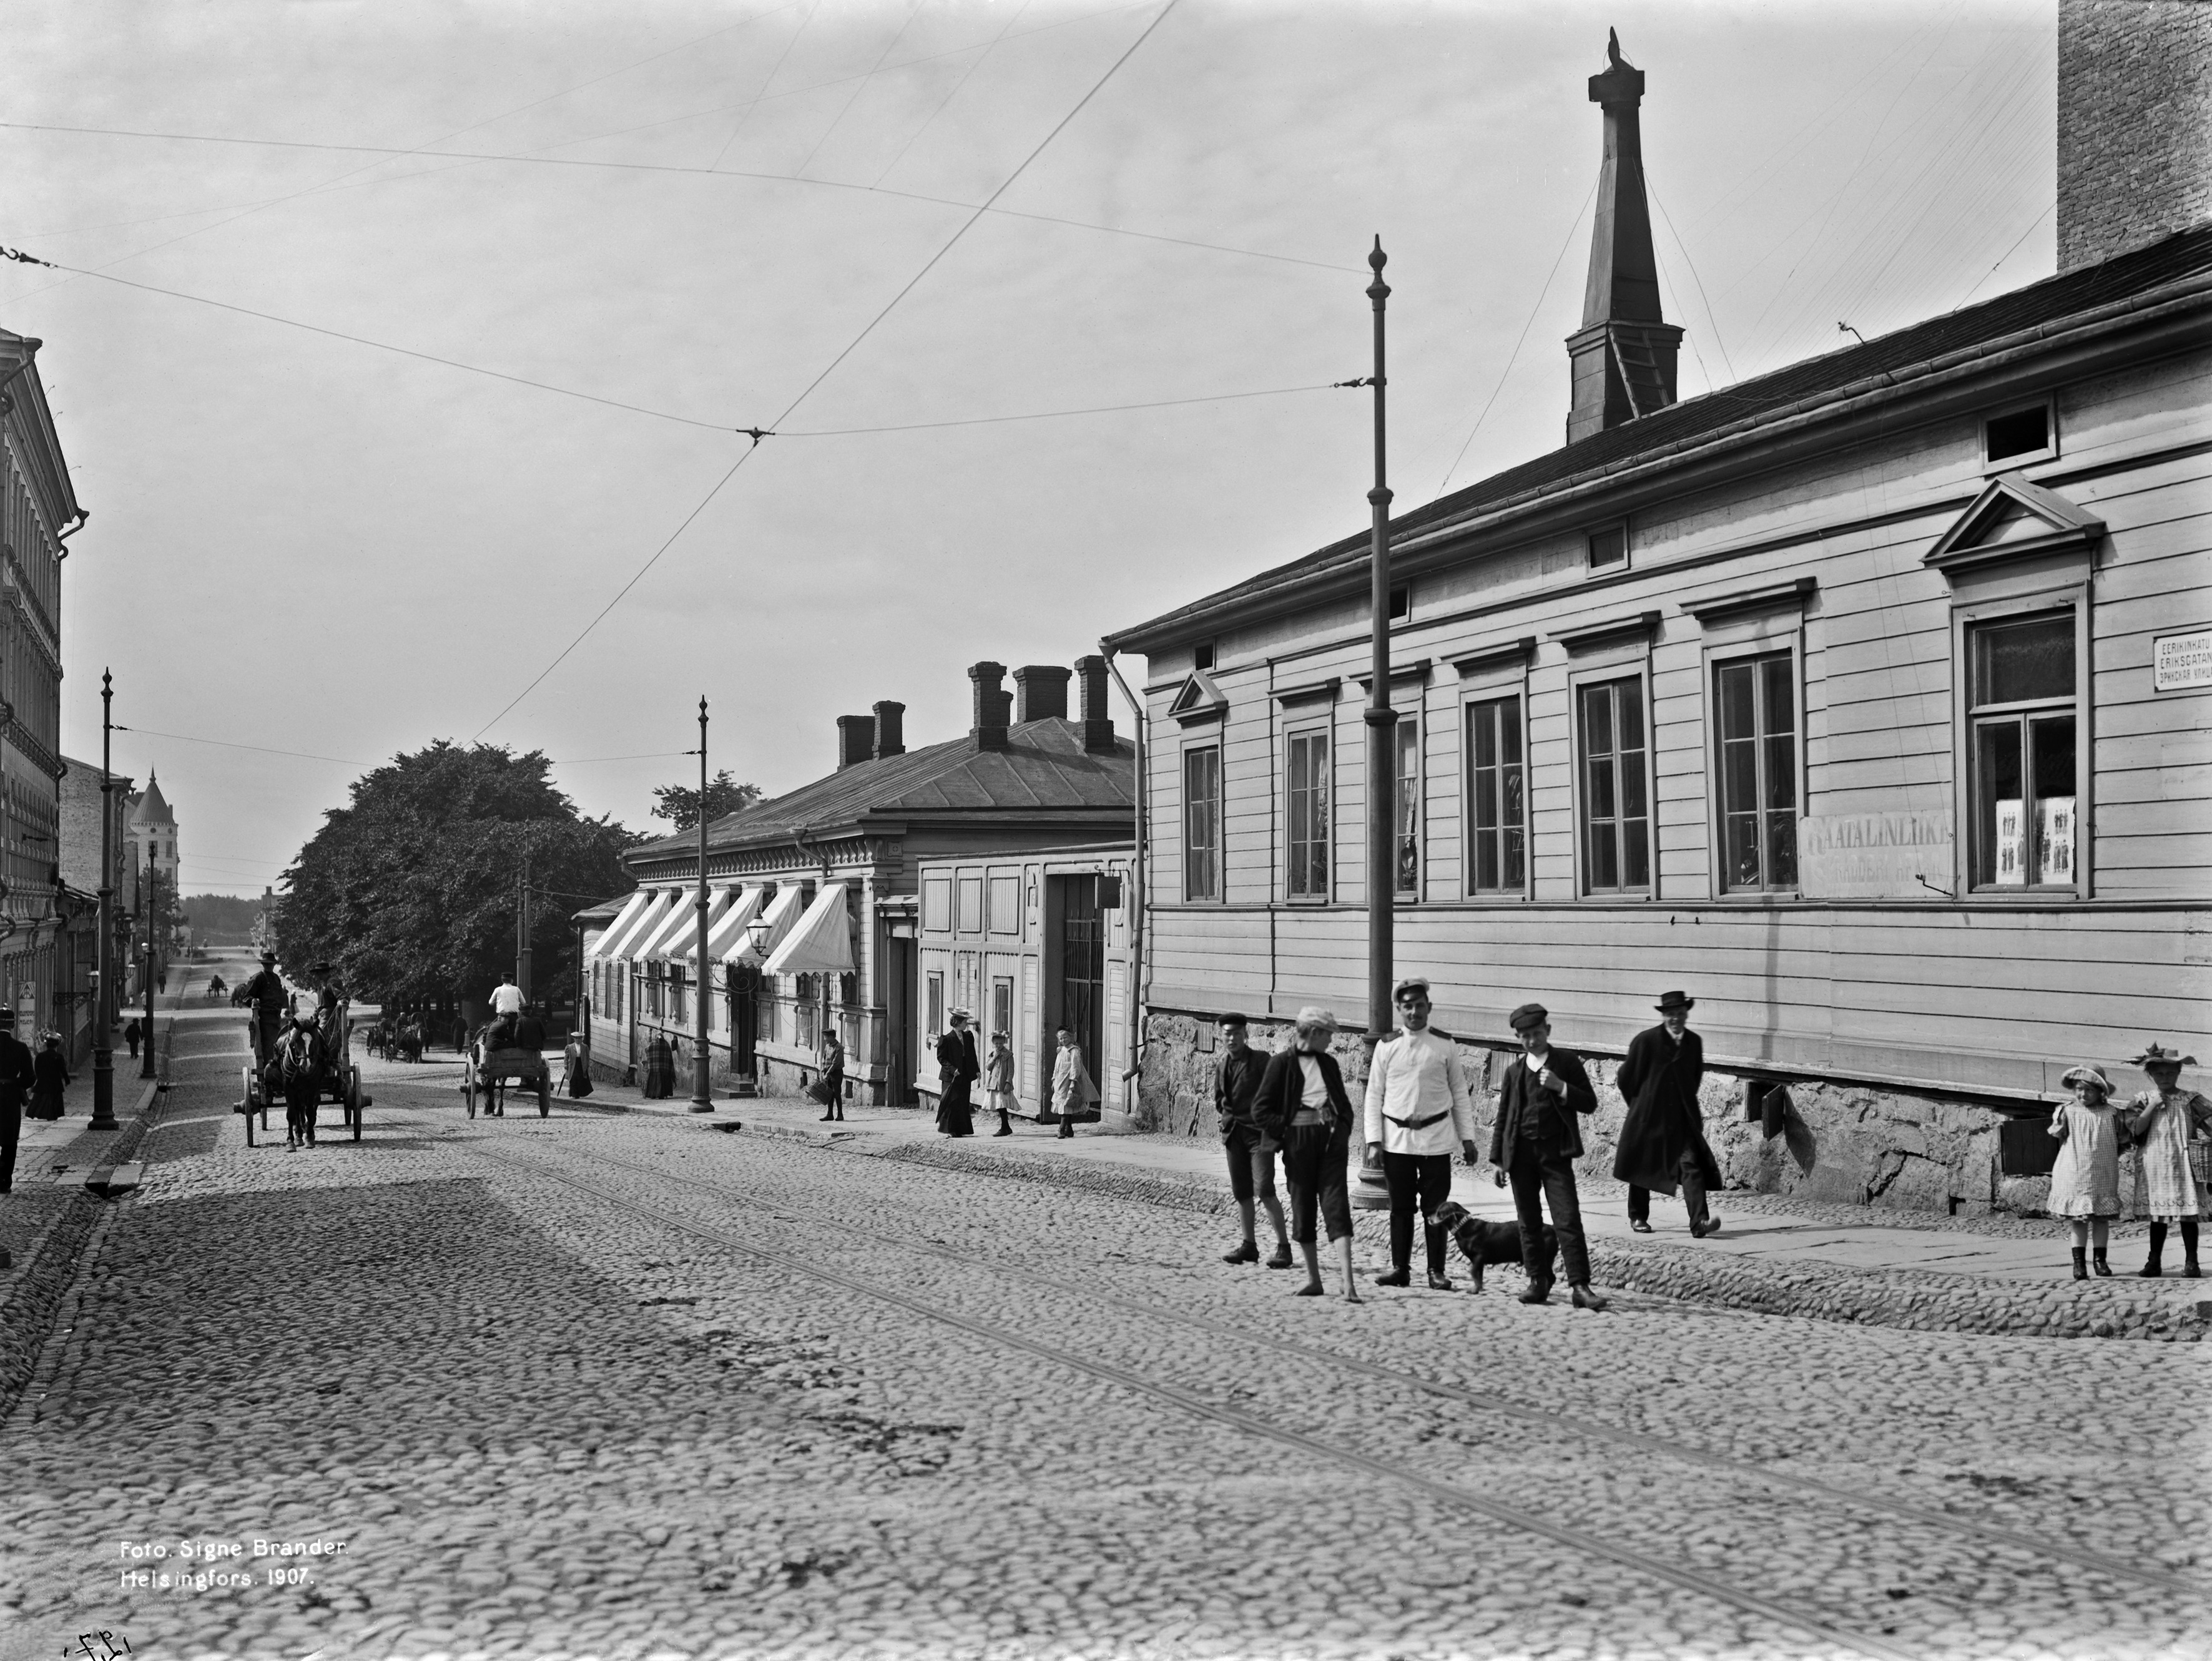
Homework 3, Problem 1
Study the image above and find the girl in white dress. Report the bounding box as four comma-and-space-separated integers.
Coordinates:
2047, 1065, 2121, 1280
2124, 1044, 2211, 1278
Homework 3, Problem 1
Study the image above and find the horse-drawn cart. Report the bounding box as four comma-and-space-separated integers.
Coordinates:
463, 1036, 551, 1119
238, 999, 368, 1148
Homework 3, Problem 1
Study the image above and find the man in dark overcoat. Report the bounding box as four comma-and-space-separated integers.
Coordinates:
1613, 991, 1722, 1237
1487, 1002, 1605, 1310
0, 1009, 36, 1193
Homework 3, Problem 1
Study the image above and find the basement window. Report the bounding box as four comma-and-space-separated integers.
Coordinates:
1983, 403, 2055, 469
1586, 524, 1628, 571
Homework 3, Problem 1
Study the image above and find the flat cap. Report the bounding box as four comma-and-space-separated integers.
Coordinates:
1508, 1002, 1549, 1032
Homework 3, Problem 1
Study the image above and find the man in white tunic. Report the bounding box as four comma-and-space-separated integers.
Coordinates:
1362, 977, 1480, 1290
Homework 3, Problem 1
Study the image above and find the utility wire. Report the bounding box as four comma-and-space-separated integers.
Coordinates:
112, 725, 365, 765
1954, 202, 2054, 309
782, 381, 1339, 437
470, 0, 1184, 743
874, 0, 1033, 185
1645, 176, 1734, 385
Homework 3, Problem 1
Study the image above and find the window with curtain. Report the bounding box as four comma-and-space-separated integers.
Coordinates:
1465, 695, 1525, 894
1184, 745, 1221, 901
1286, 729, 1330, 898
1394, 717, 1420, 894
1715, 653, 1799, 891
1578, 677, 1650, 894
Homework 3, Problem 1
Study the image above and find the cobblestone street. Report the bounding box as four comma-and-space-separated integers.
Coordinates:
2, 1011, 2205, 1661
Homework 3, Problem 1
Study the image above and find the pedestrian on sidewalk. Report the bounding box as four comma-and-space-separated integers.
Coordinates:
1216, 1014, 1291, 1268
563, 1032, 593, 1099
1254, 1007, 1361, 1303
984, 1031, 1016, 1137
1051, 1027, 1098, 1139
1362, 979, 1478, 1290
28, 1031, 69, 1123
1614, 991, 1722, 1238
124, 1017, 142, 1059
815, 1027, 847, 1122
2047, 1064, 2122, 1279
1488, 1004, 1606, 1311
935, 1011, 978, 1137
2123, 1044, 2210, 1278
0, 1010, 34, 1193
641, 1032, 675, 1099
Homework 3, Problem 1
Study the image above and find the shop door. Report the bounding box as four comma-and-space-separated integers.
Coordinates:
1051, 875, 1104, 1094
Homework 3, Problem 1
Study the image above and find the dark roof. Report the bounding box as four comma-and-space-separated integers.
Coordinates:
1109, 222, 2212, 649
573, 895, 631, 925
630, 716, 1134, 862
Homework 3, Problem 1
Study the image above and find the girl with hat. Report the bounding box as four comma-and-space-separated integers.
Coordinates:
2123, 1044, 2210, 1278
2046, 1066, 2122, 1279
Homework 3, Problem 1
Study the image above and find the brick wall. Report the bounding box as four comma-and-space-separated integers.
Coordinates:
2057, 0, 2212, 272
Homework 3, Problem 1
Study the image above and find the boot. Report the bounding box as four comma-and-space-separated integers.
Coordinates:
2184, 1220, 2201, 1278
2093, 1250, 2112, 1277
2138, 1222, 2167, 1278
2071, 1248, 2088, 1281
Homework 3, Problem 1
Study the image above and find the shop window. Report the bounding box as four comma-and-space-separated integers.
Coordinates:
1578, 677, 1650, 894
991, 976, 1013, 1049
1969, 611, 2078, 890
1286, 728, 1330, 899
1184, 745, 1221, 901
1715, 652, 1799, 891
1394, 717, 1419, 894
1465, 695, 1526, 894
671, 965, 689, 1027
926, 971, 944, 1041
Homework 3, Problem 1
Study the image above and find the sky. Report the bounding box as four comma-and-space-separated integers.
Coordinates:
1, 0, 2057, 898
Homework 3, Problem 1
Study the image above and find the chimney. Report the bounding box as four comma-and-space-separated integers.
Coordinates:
2056, 0, 2212, 273
968, 661, 1009, 752
1013, 664, 1071, 723
835, 715, 874, 770
872, 700, 906, 759
1565, 31, 1683, 446
1073, 655, 1116, 753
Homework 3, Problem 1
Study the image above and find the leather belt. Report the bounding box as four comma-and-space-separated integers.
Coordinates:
1384, 1110, 1451, 1130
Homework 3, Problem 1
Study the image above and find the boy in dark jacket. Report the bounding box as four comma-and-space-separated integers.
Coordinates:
1252, 1007, 1362, 1303
1487, 1004, 1606, 1310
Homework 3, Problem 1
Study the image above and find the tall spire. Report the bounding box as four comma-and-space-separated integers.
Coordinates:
1565, 30, 1683, 444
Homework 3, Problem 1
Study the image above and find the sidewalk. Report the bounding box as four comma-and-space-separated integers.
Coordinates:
592, 1083, 2210, 1343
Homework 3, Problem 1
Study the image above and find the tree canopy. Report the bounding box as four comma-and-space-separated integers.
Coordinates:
275, 742, 636, 1006
651, 768, 762, 833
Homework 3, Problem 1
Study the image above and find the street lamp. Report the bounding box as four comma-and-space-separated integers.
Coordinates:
689, 697, 713, 1114
90, 670, 116, 1130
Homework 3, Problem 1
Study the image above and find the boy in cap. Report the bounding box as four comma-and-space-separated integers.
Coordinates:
1487, 1003, 1605, 1310
1216, 1014, 1292, 1268
1363, 977, 1479, 1289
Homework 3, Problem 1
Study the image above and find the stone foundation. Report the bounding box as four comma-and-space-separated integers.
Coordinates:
1138, 1011, 2053, 1218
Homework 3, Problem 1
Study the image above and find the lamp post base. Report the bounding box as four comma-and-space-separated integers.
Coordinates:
90, 1049, 117, 1130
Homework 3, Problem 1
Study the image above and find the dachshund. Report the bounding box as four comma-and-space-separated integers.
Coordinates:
1431, 1198, 1556, 1294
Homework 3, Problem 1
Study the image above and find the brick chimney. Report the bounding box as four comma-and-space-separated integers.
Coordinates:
836, 715, 874, 770
1013, 664, 1071, 723
2057, 0, 2212, 273
968, 661, 1009, 752
1073, 655, 1116, 753
872, 700, 906, 760
1565, 31, 1683, 445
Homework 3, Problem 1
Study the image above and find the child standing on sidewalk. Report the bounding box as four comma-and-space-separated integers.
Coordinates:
2047, 1065, 2121, 1279
2125, 1044, 2210, 1278
985, 1031, 1016, 1137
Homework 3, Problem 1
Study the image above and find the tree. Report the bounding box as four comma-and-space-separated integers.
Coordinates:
274, 742, 637, 1007
651, 769, 761, 833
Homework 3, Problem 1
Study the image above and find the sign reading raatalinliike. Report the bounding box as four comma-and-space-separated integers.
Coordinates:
2153, 630, 2212, 692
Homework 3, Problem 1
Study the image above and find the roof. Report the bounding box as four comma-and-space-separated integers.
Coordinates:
127, 773, 174, 828
1108, 222, 2212, 651
629, 715, 1134, 863
571, 894, 632, 926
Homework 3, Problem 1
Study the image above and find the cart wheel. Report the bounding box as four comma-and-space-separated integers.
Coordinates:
348, 1068, 363, 1141
463, 1065, 477, 1119
538, 1075, 550, 1117
241, 1066, 256, 1147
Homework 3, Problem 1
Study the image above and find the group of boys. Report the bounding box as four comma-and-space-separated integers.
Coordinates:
1214, 977, 1719, 1311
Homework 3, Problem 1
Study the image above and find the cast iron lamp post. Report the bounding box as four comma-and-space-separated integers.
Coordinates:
90, 671, 116, 1130
690, 697, 714, 1112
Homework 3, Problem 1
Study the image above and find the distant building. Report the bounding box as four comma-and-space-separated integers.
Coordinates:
1104, 16, 2212, 1215
2, 325, 85, 1041
123, 771, 179, 913
58, 755, 130, 1061
592, 659, 1134, 1110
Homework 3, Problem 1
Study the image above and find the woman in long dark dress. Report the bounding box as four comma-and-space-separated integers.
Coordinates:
933, 1012, 976, 1137
29, 1034, 70, 1121
641, 1034, 675, 1099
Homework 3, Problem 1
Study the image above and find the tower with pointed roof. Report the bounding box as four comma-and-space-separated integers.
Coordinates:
125, 770, 179, 912
1564, 30, 1684, 444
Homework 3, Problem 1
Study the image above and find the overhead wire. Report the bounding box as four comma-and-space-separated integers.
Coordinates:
469, 0, 1186, 743
1954, 202, 2055, 308
873, 0, 1033, 186
710, 0, 825, 172
1645, 175, 1734, 385
792, 1, 921, 179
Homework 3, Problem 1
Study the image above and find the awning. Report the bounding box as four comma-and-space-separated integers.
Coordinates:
650, 887, 733, 961
587, 890, 652, 958
700, 884, 767, 963
597, 890, 672, 959
729, 885, 808, 968
629, 896, 697, 961
763, 882, 856, 977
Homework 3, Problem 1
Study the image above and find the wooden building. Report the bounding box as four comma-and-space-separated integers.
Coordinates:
590, 659, 1134, 1108
1103, 26, 2212, 1213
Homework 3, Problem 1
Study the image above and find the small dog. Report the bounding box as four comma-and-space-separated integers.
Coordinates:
1432, 1198, 1556, 1294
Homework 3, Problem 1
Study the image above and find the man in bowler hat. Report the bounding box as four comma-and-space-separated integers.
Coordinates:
1614, 991, 1722, 1237
1487, 1003, 1605, 1310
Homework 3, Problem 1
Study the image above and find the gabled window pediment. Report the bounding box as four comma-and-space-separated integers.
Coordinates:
1925, 473, 2104, 577
1167, 667, 1228, 726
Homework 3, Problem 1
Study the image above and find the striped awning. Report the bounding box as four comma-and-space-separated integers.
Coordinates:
728, 885, 808, 968
699, 885, 768, 963
649, 888, 734, 962
763, 883, 855, 976
597, 890, 672, 959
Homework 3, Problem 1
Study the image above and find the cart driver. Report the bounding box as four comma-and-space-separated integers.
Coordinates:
233, 951, 290, 1070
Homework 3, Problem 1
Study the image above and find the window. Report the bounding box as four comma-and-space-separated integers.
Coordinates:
1465, 695, 1526, 894
1388, 584, 1409, 620
956, 877, 983, 934
1184, 745, 1222, 901
1984, 403, 2053, 467
1394, 718, 1419, 894
1715, 653, 1799, 891
1587, 524, 1627, 569
1968, 611, 2077, 889
926, 971, 944, 1040
991, 976, 1013, 1052
1578, 677, 1650, 893
1193, 641, 1215, 671
988, 874, 1021, 933
1286, 729, 1330, 898
671, 964, 689, 1027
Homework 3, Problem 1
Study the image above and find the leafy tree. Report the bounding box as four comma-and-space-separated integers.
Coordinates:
651, 769, 761, 833
275, 742, 637, 1007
